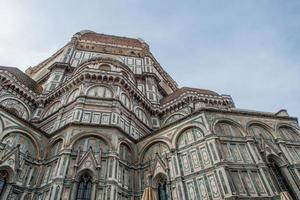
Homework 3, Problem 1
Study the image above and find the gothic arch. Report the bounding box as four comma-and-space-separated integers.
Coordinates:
119, 92, 131, 110
172, 123, 207, 148
162, 112, 185, 127
134, 107, 151, 126
43, 101, 61, 117
118, 141, 135, 163
66, 88, 80, 104
276, 123, 300, 141
48, 136, 65, 148
117, 140, 135, 156
0, 129, 41, 159
46, 138, 63, 159
0, 97, 31, 120
213, 118, 246, 137
139, 140, 171, 163
152, 172, 168, 188
247, 121, 276, 140
75, 168, 96, 182
69, 132, 113, 151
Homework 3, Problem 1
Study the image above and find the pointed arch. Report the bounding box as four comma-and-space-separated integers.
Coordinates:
71, 134, 110, 155
118, 142, 134, 164
171, 122, 209, 148
213, 119, 245, 137
66, 88, 80, 104
1, 130, 40, 158
119, 92, 131, 110
47, 138, 63, 159
277, 124, 300, 141
162, 113, 185, 126
0, 97, 30, 120
43, 101, 61, 118
247, 122, 275, 141
140, 141, 170, 163
175, 126, 204, 148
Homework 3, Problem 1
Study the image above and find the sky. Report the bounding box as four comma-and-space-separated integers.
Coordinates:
0, 0, 299, 119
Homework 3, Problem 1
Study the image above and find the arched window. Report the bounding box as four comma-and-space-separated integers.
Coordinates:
67, 89, 80, 104
0, 98, 29, 120
120, 93, 130, 109
47, 140, 63, 158
76, 173, 92, 200
119, 143, 133, 163
135, 108, 149, 126
164, 114, 184, 126
177, 127, 204, 148
142, 142, 169, 163
249, 125, 274, 141
73, 136, 108, 155
279, 126, 300, 141
0, 171, 8, 197
215, 122, 243, 137
44, 101, 60, 117
3, 133, 37, 157
99, 64, 111, 71
158, 181, 168, 200
87, 86, 113, 98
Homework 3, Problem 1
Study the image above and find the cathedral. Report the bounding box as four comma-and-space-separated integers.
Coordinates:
0, 30, 299, 200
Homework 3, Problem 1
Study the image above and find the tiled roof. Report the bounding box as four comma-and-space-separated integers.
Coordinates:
0, 66, 42, 93
79, 32, 144, 48
160, 87, 219, 104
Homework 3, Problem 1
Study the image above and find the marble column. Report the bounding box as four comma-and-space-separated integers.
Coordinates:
70, 182, 78, 200
281, 166, 300, 200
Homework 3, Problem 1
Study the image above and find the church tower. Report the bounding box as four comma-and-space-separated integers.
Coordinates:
0, 30, 299, 199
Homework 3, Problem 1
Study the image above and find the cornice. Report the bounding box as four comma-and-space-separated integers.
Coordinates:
0, 70, 39, 104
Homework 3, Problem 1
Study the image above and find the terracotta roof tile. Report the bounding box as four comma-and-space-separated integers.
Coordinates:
0, 66, 42, 93
160, 87, 219, 104
80, 33, 143, 48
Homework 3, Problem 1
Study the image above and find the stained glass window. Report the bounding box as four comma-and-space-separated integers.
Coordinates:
158, 181, 168, 200
76, 174, 92, 200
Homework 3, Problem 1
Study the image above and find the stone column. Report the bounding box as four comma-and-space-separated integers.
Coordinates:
70, 182, 78, 200
2, 184, 12, 199
259, 168, 274, 196
281, 166, 300, 200
91, 183, 97, 199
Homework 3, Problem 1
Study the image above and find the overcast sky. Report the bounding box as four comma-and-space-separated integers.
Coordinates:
0, 0, 299, 119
